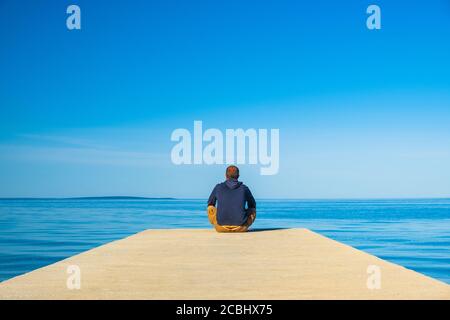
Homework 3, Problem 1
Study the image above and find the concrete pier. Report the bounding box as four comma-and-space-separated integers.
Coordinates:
0, 228, 449, 299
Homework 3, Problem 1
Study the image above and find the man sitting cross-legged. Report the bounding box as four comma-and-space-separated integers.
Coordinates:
207, 165, 256, 233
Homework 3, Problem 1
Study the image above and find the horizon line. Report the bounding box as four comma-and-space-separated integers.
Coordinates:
0, 196, 449, 201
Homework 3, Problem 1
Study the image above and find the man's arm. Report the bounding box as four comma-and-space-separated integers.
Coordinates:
207, 185, 218, 207
245, 186, 256, 209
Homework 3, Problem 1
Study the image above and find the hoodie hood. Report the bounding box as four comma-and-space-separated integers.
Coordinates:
225, 178, 242, 190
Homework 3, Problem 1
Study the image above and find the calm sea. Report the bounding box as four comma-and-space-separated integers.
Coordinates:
0, 198, 449, 284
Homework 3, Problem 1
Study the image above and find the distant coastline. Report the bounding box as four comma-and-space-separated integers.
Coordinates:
0, 196, 176, 200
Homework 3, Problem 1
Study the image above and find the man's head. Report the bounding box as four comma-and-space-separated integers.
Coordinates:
225, 165, 239, 180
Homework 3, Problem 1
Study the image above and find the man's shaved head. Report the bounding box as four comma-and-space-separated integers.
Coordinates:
226, 165, 239, 180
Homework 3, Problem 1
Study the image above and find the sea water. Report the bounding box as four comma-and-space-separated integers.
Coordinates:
0, 198, 449, 283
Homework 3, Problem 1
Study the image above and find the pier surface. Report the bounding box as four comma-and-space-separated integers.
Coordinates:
0, 228, 449, 299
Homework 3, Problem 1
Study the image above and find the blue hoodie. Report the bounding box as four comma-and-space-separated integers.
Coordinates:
207, 179, 256, 226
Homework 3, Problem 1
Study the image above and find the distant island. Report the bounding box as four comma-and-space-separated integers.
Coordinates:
0, 196, 176, 200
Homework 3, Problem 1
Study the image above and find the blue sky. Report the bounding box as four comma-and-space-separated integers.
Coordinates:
0, 0, 450, 198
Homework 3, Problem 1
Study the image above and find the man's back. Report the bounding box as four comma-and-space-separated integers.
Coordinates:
208, 178, 256, 226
